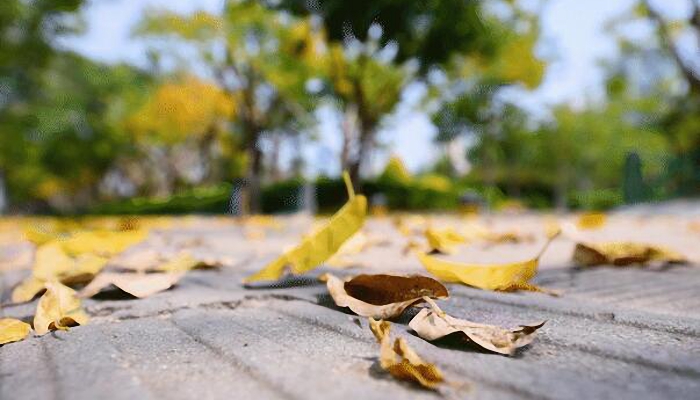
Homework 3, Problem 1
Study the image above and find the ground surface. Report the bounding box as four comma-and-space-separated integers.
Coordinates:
1, 205, 700, 400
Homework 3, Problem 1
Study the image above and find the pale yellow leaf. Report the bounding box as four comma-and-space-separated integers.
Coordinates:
79, 272, 185, 299
573, 242, 687, 267
424, 227, 468, 254
409, 298, 544, 355
34, 281, 89, 335
0, 318, 31, 345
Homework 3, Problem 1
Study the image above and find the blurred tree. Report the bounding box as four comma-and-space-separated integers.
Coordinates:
605, 0, 700, 195
279, 0, 507, 187
324, 41, 408, 185
0, 0, 86, 211
136, 0, 322, 213
431, 1, 547, 190
126, 76, 237, 195
3, 52, 152, 211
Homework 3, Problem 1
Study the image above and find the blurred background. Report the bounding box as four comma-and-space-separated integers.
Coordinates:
0, 0, 698, 215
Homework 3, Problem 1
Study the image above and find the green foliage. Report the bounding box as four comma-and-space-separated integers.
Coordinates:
278, 0, 497, 68
568, 189, 624, 211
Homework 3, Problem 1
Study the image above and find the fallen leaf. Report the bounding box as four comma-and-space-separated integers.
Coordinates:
11, 243, 108, 303
11, 276, 47, 303
573, 242, 687, 266
0, 318, 31, 345
155, 253, 222, 272
424, 227, 468, 254
79, 271, 185, 299
321, 273, 448, 319
417, 230, 560, 293
369, 318, 444, 390
576, 212, 607, 230
34, 281, 89, 335
481, 230, 535, 245
244, 172, 367, 283
59, 229, 148, 257
409, 297, 544, 355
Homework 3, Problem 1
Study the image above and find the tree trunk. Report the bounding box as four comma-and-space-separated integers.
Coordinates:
244, 135, 263, 215
0, 170, 7, 214
340, 104, 358, 172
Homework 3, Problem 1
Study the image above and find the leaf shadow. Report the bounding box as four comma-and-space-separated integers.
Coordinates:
89, 288, 139, 301
243, 275, 322, 290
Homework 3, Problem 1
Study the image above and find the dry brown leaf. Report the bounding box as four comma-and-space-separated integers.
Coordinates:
573, 242, 687, 267
34, 281, 89, 335
369, 318, 444, 390
322, 273, 448, 319
409, 297, 545, 355
79, 271, 185, 299
0, 318, 31, 345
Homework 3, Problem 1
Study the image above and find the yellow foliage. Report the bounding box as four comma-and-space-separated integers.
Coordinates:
128, 77, 235, 144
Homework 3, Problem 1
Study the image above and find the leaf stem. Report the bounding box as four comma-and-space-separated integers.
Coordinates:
342, 171, 355, 199
422, 296, 446, 318
535, 229, 561, 260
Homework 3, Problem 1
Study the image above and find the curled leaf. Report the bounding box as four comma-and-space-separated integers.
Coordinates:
573, 242, 687, 267
417, 231, 560, 293
322, 273, 448, 319
424, 227, 467, 254
79, 271, 185, 299
0, 318, 31, 345
369, 318, 444, 390
409, 297, 544, 355
34, 281, 89, 335
245, 172, 366, 283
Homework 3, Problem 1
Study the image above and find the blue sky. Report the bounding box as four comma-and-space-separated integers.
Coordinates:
61, 0, 641, 175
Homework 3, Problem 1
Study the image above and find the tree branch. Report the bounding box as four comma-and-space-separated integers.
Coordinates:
642, 0, 700, 93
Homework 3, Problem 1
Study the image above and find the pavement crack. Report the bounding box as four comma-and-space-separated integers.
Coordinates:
91, 293, 318, 323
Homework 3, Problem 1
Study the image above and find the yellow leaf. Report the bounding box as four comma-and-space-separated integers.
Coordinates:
0, 318, 31, 345
11, 243, 109, 303
573, 242, 687, 267
424, 227, 468, 254
155, 253, 221, 273
321, 273, 448, 319
34, 281, 89, 335
369, 318, 445, 390
576, 212, 607, 230
244, 172, 367, 283
11, 276, 47, 303
79, 272, 185, 299
417, 231, 560, 293
409, 297, 544, 355
60, 229, 148, 257
33, 242, 108, 282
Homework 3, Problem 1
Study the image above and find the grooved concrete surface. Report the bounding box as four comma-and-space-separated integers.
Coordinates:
1, 210, 700, 400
